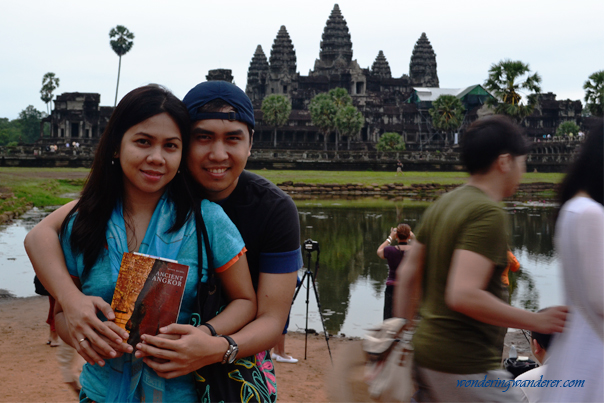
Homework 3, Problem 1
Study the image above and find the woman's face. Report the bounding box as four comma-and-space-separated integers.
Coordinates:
117, 112, 182, 200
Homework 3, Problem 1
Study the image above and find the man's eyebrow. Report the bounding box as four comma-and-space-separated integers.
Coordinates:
225, 129, 245, 136
191, 128, 214, 135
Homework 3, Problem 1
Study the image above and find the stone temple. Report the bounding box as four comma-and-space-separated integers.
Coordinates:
39, 3, 584, 150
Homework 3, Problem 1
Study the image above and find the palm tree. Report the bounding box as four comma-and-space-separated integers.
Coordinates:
261, 95, 292, 147
429, 95, 465, 144
484, 59, 541, 122
328, 88, 352, 151
40, 72, 60, 114
583, 70, 604, 117
309, 93, 337, 151
335, 105, 364, 150
109, 25, 135, 106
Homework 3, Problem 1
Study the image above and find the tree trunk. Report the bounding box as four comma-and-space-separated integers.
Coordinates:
114, 56, 122, 107
273, 127, 277, 148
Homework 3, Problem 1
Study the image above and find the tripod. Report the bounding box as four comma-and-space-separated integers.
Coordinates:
292, 241, 333, 364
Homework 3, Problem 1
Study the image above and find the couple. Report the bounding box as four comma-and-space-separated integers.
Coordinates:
25, 81, 302, 402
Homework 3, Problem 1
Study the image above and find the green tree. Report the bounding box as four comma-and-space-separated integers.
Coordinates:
260, 95, 292, 147
328, 88, 353, 151
429, 95, 465, 144
375, 132, 406, 151
109, 25, 135, 106
484, 59, 542, 122
555, 121, 580, 137
17, 105, 46, 143
583, 70, 604, 117
40, 72, 60, 114
309, 93, 338, 150
0, 118, 21, 146
336, 105, 364, 150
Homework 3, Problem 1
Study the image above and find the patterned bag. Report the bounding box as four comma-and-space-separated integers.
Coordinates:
191, 206, 277, 403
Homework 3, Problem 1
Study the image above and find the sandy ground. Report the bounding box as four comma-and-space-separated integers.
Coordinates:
0, 295, 354, 403
0, 295, 532, 403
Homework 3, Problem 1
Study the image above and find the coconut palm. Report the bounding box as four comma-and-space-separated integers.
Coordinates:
583, 70, 604, 117
328, 88, 352, 151
484, 59, 541, 122
261, 95, 292, 147
40, 72, 60, 114
429, 95, 465, 144
109, 25, 135, 106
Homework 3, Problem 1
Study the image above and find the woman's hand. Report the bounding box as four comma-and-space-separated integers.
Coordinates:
390, 228, 398, 239
88, 321, 133, 360
134, 324, 228, 379
60, 292, 129, 365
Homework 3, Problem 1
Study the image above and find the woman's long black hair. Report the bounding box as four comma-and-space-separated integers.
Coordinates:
557, 119, 603, 211
61, 84, 193, 274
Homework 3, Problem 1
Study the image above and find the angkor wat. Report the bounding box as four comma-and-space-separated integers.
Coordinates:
40, 3, 585, 152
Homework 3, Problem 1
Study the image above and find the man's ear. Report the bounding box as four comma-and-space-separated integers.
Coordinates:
497, 153, 512, 173
248, 129, 254, 156
532, 338, 542, 355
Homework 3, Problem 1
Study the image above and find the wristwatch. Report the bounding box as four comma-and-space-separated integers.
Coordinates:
219, 335, 238, 364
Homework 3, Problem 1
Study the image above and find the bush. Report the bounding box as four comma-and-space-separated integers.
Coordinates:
375, 132, 406, 151
555, 121, 580, 137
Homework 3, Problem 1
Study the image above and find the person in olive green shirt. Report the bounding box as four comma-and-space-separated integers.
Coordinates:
393, 115, 568, 402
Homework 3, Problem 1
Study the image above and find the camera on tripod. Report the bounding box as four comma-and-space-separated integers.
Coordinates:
304, 239, 319, 252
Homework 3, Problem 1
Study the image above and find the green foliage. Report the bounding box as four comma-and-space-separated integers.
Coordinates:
375, 132, 406, 151
555, 121, 580, 137
18, 105, 45, 144
261, 95, 292, 147
40, 72, 60, 114
109, 25, 135, 106
583, 70, 604, 117
484, 59, 542, 121
109, 25, 134, 56
0, 118, 21, 146
429, 95, 465, 134
309, 93, 338, 149
336, 105, 364, 144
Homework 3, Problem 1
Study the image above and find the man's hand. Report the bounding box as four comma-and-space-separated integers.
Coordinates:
134, 324, 227, 379
532, 306, 568, 334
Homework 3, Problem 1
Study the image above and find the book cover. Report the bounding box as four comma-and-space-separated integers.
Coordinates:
111, 252, 189, 347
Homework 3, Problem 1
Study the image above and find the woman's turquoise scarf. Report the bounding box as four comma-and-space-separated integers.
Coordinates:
104, 193, 189, 403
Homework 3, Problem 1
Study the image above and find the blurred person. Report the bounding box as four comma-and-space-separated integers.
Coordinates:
377, 223, 413, 319
515, 323, 553, 403
539, 121, 603, 402
393, 115, 568, 402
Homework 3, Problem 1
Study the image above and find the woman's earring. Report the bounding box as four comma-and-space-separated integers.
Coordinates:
177, 169, 180, 174
112, 160, 114, 165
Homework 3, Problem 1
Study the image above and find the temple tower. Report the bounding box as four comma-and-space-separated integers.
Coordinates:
246, 45, 269, 101
371, 50, 392, 78
409, 33, 439, 87
312, 4, 354, 75
269, 25, 297, 76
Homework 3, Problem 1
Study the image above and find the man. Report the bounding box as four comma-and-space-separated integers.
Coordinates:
515, 326, 552, 403
393, 115, 567, 402
25, 81, 302, 399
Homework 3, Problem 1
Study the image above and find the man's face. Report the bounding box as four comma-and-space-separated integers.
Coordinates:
504, 154, 526, 197
187, 110, 252, 202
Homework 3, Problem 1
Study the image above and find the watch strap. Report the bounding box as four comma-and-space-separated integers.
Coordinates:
219, 335, 238, 364
200, 323, 217, 336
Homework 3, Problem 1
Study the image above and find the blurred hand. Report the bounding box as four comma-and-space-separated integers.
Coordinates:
532, 306, 569, 334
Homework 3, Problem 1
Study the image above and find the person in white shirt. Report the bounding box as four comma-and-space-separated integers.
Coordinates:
515, 324, 552, 403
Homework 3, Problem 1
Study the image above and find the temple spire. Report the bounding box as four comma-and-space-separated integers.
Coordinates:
371, 50, 391, 78
409, 32, 439, 87
246, 45, 270, 101
269, 25, 297, 75
318, 4, 353, 65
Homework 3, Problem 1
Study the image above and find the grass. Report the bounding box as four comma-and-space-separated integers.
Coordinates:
249, 170, 564, 186
0, 167, 564, 215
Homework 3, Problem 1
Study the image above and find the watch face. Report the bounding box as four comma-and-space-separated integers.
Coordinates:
227, 346, 239, 364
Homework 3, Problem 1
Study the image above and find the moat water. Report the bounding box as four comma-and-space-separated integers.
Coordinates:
0, 201, 562, 337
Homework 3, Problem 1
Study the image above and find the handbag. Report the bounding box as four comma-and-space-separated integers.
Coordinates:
362, 317, 416, 403
191, 205, 277, 403
33, 275, 49, 296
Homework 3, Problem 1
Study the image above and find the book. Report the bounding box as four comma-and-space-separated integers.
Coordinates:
110, 252, 189, 347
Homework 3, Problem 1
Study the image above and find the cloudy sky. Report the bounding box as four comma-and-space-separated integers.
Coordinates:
2, 0, 602, 120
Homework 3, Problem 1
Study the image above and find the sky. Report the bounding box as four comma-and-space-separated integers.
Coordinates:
1, 0, 603, 120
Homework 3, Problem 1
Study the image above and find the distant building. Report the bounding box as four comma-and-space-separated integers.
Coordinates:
41, 92, 113, 144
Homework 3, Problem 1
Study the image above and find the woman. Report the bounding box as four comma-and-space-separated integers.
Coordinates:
540, 122, 603, 402
47, 84, 256, 402
377, 223, 413, 320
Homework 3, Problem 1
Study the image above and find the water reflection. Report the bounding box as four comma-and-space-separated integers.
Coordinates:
290, 202, 562, 337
